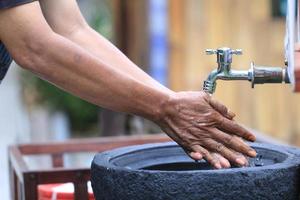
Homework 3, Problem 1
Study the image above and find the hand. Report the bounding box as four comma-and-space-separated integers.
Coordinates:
156, 91, 256, 169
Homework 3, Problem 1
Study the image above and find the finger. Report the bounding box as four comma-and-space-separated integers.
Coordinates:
217, 117, 256, 142
204, 139, 248, 167
212, 153, 231, 168
236, 152, 249, 166
182, 147, 203, 161
209, 98, 236, 119
211, 128, 257, 157
188, 151, 203, 160
223, 136, 251, 166
227, 110, 236, 119
183, 149, 203, 161
191, 145, 222, 169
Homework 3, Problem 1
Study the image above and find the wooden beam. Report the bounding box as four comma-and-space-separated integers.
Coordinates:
18, 134, 170, 155
168, 0, 186, 91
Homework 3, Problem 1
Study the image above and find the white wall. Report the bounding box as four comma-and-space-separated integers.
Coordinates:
0, 62, 30, 199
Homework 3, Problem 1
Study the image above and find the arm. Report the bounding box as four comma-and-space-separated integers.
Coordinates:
0, 2, 256, 169
39, 0, 171, 94
0, 2, 166, 120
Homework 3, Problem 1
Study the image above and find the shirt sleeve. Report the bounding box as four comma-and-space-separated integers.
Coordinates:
0, 0, 36, 9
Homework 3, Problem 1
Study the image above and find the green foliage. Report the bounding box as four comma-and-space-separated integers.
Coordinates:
90, 2, 113, 39
35, 77, 99, 132
22, 0, 114, 134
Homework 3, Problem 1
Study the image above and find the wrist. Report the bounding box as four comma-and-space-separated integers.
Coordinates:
153, 90, 177, 124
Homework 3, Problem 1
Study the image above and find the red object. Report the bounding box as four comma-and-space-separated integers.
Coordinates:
9, 134, 170, 200
294, 43, 300, 92
38, 183, 95, 200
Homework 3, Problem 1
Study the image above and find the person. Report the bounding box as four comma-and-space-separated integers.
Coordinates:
0, 0, 257, 169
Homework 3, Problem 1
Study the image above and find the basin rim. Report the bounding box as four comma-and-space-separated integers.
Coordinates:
92, 142, 300, 174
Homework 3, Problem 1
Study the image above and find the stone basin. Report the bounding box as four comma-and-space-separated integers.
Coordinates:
91, 142, 300, 200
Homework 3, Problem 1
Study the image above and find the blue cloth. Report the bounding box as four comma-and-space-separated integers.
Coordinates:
0, 0, 35, 9
0, 0, 36, 83
0, 43, 12, 83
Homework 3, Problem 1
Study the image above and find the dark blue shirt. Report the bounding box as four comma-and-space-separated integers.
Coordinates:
0, 0, 35, 83
0, 43, 12, 83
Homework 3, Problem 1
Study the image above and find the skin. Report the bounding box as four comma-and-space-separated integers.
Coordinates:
0, 1, 257, 169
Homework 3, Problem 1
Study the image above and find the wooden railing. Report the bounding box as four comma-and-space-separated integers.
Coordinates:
8, 134, 170, 200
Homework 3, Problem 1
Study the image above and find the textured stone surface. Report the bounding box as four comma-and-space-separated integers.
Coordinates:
91, 142, 300, 200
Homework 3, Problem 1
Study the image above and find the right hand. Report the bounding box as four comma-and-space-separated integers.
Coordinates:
156, 91, 256, 169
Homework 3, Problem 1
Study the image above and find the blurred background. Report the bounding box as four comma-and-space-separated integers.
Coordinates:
0, 0, 296, 198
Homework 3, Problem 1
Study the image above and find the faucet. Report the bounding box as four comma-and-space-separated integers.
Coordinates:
203, 47, 290, 94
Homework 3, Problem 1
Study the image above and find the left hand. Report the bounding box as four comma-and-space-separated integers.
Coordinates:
156, 91, 256, 169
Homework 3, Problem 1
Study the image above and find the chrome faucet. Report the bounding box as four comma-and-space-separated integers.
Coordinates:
203, 47, 290, 94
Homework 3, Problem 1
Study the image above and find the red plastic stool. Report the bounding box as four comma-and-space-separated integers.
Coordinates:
38, 182, 95, 200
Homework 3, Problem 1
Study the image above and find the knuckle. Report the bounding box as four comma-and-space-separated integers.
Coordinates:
209, 111, 220, 121
215, 101, 227, 112
201, 91, 210, 100
215, 143, 224, 152
230, 120, 238, 128
201, 149, 209, 157
230, 121, 242, 133
233, 137, 247, 151
211, 99, 228, 114
216, 116, 225, 127
226, 151, 237, 160
224, 135, 234, 145
235, 142, 243, 150
220, 105, 228, 114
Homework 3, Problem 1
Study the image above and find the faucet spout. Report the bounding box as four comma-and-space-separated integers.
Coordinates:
217, 70, 249, 81
203, 69, 249, 93
202, 47, 290, 94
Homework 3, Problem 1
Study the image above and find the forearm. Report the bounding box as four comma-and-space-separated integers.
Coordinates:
0, 1, 170, 121
60, 25, 172, 94
39, 0, 171, 94
22, 33, 171, 121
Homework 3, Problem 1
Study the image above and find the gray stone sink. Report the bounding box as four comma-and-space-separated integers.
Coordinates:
91, 142, 300, 200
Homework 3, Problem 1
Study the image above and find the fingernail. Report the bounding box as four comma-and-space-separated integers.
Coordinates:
215, 163, 222, 169
248, 150, 257, 157
194, 152, 202, 160
191, 152, 202, 160
236, 158, 245, 166
221, 161, 230, 168
225, 162, 231, 168
228, 110, 236, 118
249, 135, 256, 141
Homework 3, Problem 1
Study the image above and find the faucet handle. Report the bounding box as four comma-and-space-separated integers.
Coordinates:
205, 49, 218, 55
231, 49, 243, 55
